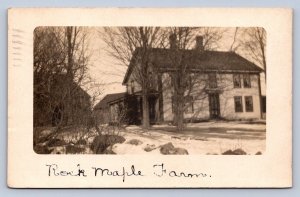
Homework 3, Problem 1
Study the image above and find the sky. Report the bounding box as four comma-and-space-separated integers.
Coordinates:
85, 27, 266, 102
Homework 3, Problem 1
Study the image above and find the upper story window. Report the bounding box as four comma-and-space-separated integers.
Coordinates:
149, 72, 154, 89
208, 73, 217, 88
234, 96, 243, 112
243, 74, 251, 88
131, 80, 135, 94
233, 74, 241, 88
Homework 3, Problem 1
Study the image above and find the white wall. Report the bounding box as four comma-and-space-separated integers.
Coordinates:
161, 72, 262, 121
219, 74, 261, 119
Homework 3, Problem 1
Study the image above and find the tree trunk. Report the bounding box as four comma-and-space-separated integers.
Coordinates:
176, 93, 184, 131
142, 88, 150, 129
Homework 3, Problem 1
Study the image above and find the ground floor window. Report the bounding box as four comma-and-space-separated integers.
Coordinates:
234, 96, 243, 112
261, 96, 266, 113
245, 96, 254, 112
171, 96, 175, 113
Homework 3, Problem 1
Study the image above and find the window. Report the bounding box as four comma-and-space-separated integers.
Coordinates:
245, 96, 253, 112
233, 74, 241, 88
243, 74, 251, 88
131, 80, 135, 94
234, 96, 243, 112
184, 96, 194, 113
171, 96, 175, 113
149, 72, 154, 89
261, 96, 266, 113
208, 73, 217, 88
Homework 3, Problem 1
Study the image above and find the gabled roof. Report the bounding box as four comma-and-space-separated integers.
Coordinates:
123, 48, 263, 84
50, 74, 91, 99
94, 92, 126, 110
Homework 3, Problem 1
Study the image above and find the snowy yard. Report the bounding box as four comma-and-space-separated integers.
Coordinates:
113, 121, 266, 155
34, 121, 266, 155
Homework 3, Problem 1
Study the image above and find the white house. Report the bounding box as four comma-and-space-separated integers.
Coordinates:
95, 36, 265, 124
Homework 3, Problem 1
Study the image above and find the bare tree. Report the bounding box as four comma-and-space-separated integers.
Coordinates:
101, 27, 164, 129
101, 27, 226, 131
236, 27, 266, 80
34, 27, 98, 151
165, 27, 226, 131
229, 27, 240, 52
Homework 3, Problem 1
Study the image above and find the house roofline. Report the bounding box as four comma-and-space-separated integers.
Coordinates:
122, 48, 264, 85
157, 68, 263, 73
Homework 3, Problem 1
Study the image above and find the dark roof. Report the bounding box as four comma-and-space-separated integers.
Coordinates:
94, 92, 126, 110
123, 48, 263, 84
51, 74, 91, 99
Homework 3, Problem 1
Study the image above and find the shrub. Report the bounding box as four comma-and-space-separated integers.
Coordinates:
222, 148, 247, 155
66, 145, 85, 154
34, 145, 52, 154
76, 139, 87, 145
47, 138, 66, 147
160, 142, 189, 155
144, 144, 156, 152
160, 142, 175, 154
91, 135, 125, 154
127, 139, 143, 146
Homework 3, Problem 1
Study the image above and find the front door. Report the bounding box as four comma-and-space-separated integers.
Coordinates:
209, 93, 220, 119
148, 96, 156, 123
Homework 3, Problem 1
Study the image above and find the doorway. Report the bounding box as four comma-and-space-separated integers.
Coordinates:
209, 93, 220, 119
148, 96, 157, 123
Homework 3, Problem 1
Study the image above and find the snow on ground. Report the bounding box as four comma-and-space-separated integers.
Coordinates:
113, 122, 266, 155
36, 121, 266, 155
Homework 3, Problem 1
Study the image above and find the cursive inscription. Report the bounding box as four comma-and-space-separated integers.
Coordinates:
45, 163, 212, 182
46, 164, 87, 177
153, 163, 211, 178
92, 165, 143, 182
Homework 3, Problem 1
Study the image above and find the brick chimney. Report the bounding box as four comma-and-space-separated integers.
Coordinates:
169, 34, 177, 49
195, 36, 204, 51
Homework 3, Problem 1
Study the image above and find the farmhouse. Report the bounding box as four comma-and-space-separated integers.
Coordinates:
95, 36, 265, 125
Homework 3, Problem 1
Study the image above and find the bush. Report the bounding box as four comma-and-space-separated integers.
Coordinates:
34, 144, 52, 154
102, 149, 116, 154
66, 145, 85, 154
160, 142, 189, 155
144, 144, 156, 152
76, 139, 87, 145
91, 135, 125, 154
47, 138, 66, 147
127, 139, 143, 146
160, 142, 175, 154
222, 148, 247, 155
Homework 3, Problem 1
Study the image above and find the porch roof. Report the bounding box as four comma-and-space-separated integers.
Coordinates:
94, 92, 126, 110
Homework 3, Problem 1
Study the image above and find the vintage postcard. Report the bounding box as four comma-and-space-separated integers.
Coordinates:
7, 8, 292, 188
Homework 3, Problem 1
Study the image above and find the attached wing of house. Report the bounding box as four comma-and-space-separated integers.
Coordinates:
93, 92, 127, 124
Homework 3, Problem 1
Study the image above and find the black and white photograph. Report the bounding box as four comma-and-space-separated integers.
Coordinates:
7, 8, 292, 188
33, 26, 267, 155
